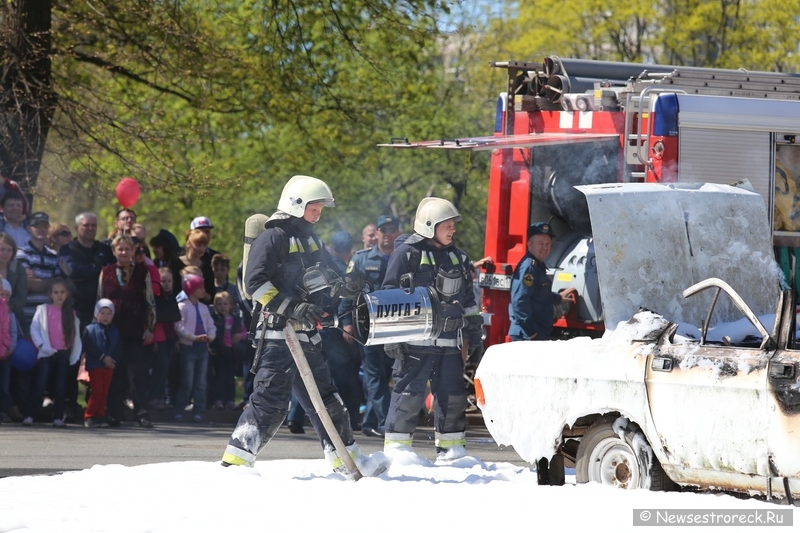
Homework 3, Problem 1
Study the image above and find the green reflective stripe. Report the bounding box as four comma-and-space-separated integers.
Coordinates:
384, 438, 414, 449
435, 436, 466, 448
256, 286, 280, 306
307, 238, 320, 252
420, 251, 435, 266
288, 237, 300, 254
222, 452, 254, 467
448, 251, 459, 264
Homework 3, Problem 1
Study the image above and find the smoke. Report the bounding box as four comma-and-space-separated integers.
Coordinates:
529, 140, 619, 235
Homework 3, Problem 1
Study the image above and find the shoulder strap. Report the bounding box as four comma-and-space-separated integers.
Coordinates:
404, 246, 422, 274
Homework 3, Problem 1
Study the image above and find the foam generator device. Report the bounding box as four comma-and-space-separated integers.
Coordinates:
347, 286, 442, 346
344, 267, 468, 346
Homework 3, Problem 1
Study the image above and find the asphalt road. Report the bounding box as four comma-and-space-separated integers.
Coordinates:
0, 418, 528, 478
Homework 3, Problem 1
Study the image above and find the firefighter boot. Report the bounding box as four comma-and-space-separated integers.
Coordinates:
324, 443, 390, 480
434, 431, 467, 464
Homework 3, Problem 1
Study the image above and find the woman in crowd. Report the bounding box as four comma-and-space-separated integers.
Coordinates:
97, 234, 156, 428
0, 232, 27, 323
179, 229, 214, 304
149, 230, 183, 294
48, 224, 73, 254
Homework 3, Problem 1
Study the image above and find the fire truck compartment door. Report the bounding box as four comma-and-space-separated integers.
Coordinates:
576, 182, 780, 331
377, 133, 618, 151
677, 128, 772, 210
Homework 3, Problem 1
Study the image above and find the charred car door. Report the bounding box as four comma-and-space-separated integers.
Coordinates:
645, 279, 775, 492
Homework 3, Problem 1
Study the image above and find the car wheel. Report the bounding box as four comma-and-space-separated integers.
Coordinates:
575, 415, 673, 491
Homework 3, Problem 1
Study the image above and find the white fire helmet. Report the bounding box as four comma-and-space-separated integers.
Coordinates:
277, 175, 335, 218
413, 197, 461, 239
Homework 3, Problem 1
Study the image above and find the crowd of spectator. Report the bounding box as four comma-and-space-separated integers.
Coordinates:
0, 192, 406, 434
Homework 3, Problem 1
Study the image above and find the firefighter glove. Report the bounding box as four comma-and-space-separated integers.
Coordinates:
384, 343, 407, 362
465, 314, 483, 348
337, 271, 367, 300
288, 302, 325, 330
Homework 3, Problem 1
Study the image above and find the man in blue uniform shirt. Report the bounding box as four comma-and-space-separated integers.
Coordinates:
340, 215, 400, 438
508, 222, 575, 341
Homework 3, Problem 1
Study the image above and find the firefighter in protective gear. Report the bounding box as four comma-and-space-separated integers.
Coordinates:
221, 175, 369, 473
381, 197, 482, 461
508, 222, 575, 341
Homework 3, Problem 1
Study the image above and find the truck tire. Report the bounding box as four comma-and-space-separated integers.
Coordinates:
575, 415, 674, 491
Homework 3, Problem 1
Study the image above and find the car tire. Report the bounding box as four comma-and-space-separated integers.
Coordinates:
575, 415, 674, 491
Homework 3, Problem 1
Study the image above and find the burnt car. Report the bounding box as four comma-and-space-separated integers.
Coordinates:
474, 182, 799, 500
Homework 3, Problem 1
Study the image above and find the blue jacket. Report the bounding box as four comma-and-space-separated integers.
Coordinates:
508, 253, 562, 340
81, 322, 122, 371
339, 245, 389, 327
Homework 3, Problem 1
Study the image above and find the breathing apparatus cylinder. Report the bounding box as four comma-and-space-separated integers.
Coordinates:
242, 213, 269, 300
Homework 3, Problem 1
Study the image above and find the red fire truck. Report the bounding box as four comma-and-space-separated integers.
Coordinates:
381, 57, 800, 348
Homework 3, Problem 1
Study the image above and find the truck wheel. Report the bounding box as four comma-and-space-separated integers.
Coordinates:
575, 416, 672, 491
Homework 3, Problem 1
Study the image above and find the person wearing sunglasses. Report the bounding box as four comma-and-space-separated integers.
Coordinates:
48, 224, 73, 254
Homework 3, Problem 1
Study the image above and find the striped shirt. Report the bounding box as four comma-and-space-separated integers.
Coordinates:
17, 240, 62, 325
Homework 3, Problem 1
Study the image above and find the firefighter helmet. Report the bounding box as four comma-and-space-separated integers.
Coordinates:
413, 197, 461, 238
277, 175, 335, 218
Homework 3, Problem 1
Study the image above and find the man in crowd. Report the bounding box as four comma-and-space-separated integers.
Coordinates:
0, 192, 30, 248
508, 222, 575, 342
361, 223, 377, 250
221, 175, 383, 478
102, 209, 137, 245
342, 215, 400, 438
17, 212, 61, 335
321, 231, 362, 431
59, 212, 116, 332
381, 198, 482, 461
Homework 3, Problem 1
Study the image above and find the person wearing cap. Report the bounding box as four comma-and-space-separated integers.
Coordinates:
189, 216, 221, 272
16, 212, 62, 335
81, 299, 121, 427
341, 215, 401, 438
174, 274, 216, 423
318, 230, 361, 432
508, 222, 575, 342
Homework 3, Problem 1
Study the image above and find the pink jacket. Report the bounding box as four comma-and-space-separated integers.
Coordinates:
175, 300, 217, 346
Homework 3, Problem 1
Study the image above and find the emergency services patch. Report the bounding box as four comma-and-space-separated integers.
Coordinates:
523, 273, 534, 287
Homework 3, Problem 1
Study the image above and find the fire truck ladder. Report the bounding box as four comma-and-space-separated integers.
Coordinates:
624, 67, 800, 179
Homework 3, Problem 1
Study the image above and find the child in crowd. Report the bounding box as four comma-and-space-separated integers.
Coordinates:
209, 291, 243, 410
174, 274, 215, 423
81, 299, 120, 428
29, 278, 81, 427
151, 266, 179, 410
176, 265, 203, 303
0, 277, 12, 423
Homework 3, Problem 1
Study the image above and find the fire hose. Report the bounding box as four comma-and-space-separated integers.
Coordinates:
283, 322, 363, 480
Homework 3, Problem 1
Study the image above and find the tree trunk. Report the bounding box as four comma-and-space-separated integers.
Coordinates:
0, 0, 54, 194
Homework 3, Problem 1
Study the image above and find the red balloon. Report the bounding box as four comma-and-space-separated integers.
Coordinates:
116, 177, 140, 208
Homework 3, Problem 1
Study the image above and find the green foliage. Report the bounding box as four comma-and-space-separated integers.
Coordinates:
496, 0, 800, 71
35, 0, 498, 265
